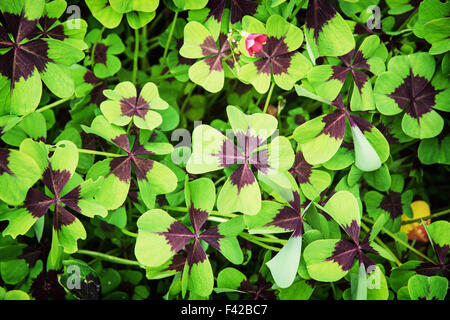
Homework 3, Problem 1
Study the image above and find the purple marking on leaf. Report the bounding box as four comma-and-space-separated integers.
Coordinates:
186, 240, 207, 267
305, 0, 337, 40
352, 50, 370, 70
0, 149, 13, 175
359, 252, 376, 271
24, 188, 54, 218
90, 81, 108, 106
349, 114, 373, 132
319, 111, 346, 140
351, 69, 369, 92
388, 71, 440, 119
53, 203, 76, 230
60, 185, 82, 214
206, 0, 226, 22
237, 279, 254, 293
359, 240, 379, 256
378, 191, 403, 220
92, 43, 108, 65
434, 244, 449, 266
290, 151, 313, 185
236, 130, 262, 157
376, 122, 399, 145
200, 225, 224, 251
326, 240, 358, 271
42, 166, 72, 197
251, 148, 270, 174
189, 205, 209, 234
331, 95, 346, 110
341, 141, 354, 150
338, 50, 354, 68
229, 164, 256, 193
159, 221, 194, 253
230, 0, 258, 24
201, 36, 219, 57
2, 12, 38, 43
131, 139, 155, 156
254, 36, 292, 75
238, 275, 276, 300
265, 192, 304, 236
254, 58, 271, 75
202, 33, 231, 72
0, 37, 51, 87
206, 0, 258, 24
34, 17, 67, 41
266, 204, 303, 237
166, 253, 187, 272
214, 138, 243, 168
120, 96, 150, 119
203, 55, 224, 72
111, 134, 130, 153
31, 270, 66, 300
344, 220, 361, 244
329, 65, 349, 83
108, 156, 132, 183
271, 52, 295, 75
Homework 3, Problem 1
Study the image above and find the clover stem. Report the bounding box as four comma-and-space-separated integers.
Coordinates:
121, 228, 138, 238
90, 26, 105, 68
239, 233, 281, 252
162, 206, 237, 219
289, 0, 307, 20
141, 24, 148, 71
76, 249, 140, 266
263, 82, 275, 113
126, 121, 133, 135
401, 207, 450, 224
180, 83, 196, 113
362, 216, 436, 264
245, 234, 287, 245
214, 176, 227, 186
47, 147, 122, 158
132, 27, 140, 83
150, 70, 188, 81
161, 10, 179, 71
2, 97, 71, 135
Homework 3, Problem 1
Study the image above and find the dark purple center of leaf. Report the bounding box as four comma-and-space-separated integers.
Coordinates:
120, 96, 150, 119
0, 13, 51, 87
237, 275, 276, 300
290, 151, 313, 185
254, 36, 293, 76
107, 137, 155, 183
23, 165, 82, 230
33, 17, 67, 41
92, 43, 108, 64
214, 130, 270, 193
376, 122, 400, 145
201, 34, 232, 72
329, 49, 371, 92
265, 191, 304, 237
0, 149, 13, 175
388, 71, 440, 120
344, 219, 361, 244
159, 204, 226, 268
305, 0, 337, 40
206, 0, 258, 24
319, 111, 346, 140
378, 191, 403, 220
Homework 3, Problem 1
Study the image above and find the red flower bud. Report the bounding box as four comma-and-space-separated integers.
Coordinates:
245, 33, 267, 56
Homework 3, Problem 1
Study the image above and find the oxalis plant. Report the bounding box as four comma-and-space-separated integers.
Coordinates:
0, 0, 448, 302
